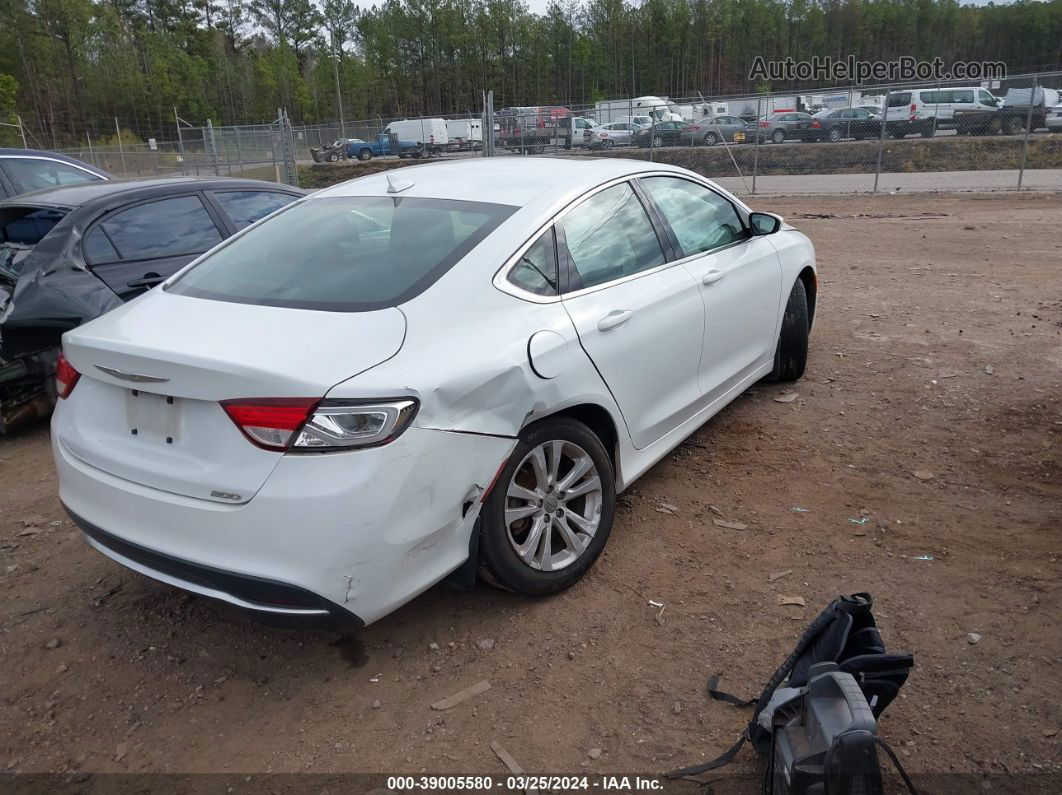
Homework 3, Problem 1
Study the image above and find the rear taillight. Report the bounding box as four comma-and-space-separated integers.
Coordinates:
221, 398, 418, 452
811, 120, 822, 128
910, 103, 918, 120
759, 121, 768, 127
55, 352, 80, 400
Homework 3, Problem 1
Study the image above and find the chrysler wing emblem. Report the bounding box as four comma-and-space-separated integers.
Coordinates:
94, 365, 169, 384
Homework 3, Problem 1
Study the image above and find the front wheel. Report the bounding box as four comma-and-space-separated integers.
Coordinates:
653, 136, 664, 148
479, 417, 615, 595
357, 148, 372, 161
767, 279, 809, 382
327, 150, 340, 162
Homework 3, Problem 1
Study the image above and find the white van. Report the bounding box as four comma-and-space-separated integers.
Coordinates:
383, 118, 450, 149
883, 87, 998, 137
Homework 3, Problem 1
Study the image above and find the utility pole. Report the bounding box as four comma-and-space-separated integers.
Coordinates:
331, 29, 345, 139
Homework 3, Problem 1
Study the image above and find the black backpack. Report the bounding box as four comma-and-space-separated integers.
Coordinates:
669, 592, 914, 777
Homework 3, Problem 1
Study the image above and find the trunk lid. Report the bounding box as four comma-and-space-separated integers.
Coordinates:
56, 291, 406, 503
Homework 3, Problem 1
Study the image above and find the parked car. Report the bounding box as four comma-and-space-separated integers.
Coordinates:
749, 112, 814, 144
588, 122, 639, 149
1046, 104, 1062, 133
633, 121, 688, 148
682, 115, 748, 145
805, 108, 881, 142
0, 149, 111, 199
52, 157, 816, 628
621, 115, 655, 129
0, 177, 304, 431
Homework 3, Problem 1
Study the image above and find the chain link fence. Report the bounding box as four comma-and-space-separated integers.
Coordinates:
525, 70, 1062, 195
49, 112, 301, 186
31, 70, 1062, 196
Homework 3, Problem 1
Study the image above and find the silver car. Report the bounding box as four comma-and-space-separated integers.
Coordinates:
682, 115, 748, 146
588, 122, 639, 150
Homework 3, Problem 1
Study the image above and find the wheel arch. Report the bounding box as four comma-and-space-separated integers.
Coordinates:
522, 402, 620, 473
798, 266, 817, 330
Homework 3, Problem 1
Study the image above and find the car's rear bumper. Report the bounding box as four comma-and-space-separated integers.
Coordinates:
54, 424, 514, 626
67, 507, 362, 629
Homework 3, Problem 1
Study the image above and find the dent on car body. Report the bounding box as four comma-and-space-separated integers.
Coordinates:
0, 228, 121, 430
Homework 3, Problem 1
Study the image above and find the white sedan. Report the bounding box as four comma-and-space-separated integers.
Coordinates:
52, 158, 817, 627
588, 122, 640, 149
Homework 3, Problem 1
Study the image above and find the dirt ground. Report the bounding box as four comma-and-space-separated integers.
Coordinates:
1, 191, 1059, 791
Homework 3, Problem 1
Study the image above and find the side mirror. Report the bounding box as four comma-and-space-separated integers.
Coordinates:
749, 212, 783, 236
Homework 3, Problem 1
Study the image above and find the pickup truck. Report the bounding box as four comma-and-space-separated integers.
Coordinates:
349, 133, 428, 161
953, 87, 1062, 136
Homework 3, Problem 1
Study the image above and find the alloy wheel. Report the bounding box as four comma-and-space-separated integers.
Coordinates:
504, 440, 603, 572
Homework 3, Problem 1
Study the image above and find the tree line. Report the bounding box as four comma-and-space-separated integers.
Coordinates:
1, 0, 1060, 147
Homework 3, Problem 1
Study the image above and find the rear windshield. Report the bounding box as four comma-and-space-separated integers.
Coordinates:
167, 196, 516, 312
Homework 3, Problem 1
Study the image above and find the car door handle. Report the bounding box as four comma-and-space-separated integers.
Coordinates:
701, 270, 726, 286
597, 309, 633, 332
126, 273, 166, 290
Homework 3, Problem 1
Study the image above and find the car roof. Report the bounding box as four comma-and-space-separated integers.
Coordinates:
311, 157, 691, 207
0, 148, 111, 177
0, 176, 306, 210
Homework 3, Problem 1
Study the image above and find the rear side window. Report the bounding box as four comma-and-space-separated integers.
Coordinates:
1, 157, 102, 194
560, 182, 665, 290
168, 196, 515, 312
89, 196, 222, 263
212, 191, 297, 229
640, 176, 746, 257
507, 228, 558, 297
0, 206, 68, 246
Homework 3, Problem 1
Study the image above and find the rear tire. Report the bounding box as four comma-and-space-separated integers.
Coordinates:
479, 417, 615, 596
327, 151, 340, 162
704, 132, 718, 146
768, 279, 809, 382
828, 127, 842, 142
603, 139, 614, 150
771, 129, 785, 144
357, 149, 372, 161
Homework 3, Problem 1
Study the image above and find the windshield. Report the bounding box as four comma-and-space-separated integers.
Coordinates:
167, 196, 516, 312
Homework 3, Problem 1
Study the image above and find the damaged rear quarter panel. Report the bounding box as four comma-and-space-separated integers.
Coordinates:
323, 250, 626, 442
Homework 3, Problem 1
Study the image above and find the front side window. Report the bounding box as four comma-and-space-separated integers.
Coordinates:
561, 182, 665, 291
212, 190, 297, 229
507, 227, 558, 296
887, 92, 912, 107
2, 157, 102, 194
640, 176, 747, 257
168, 196, 515, 311
90, 196, 222, 263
